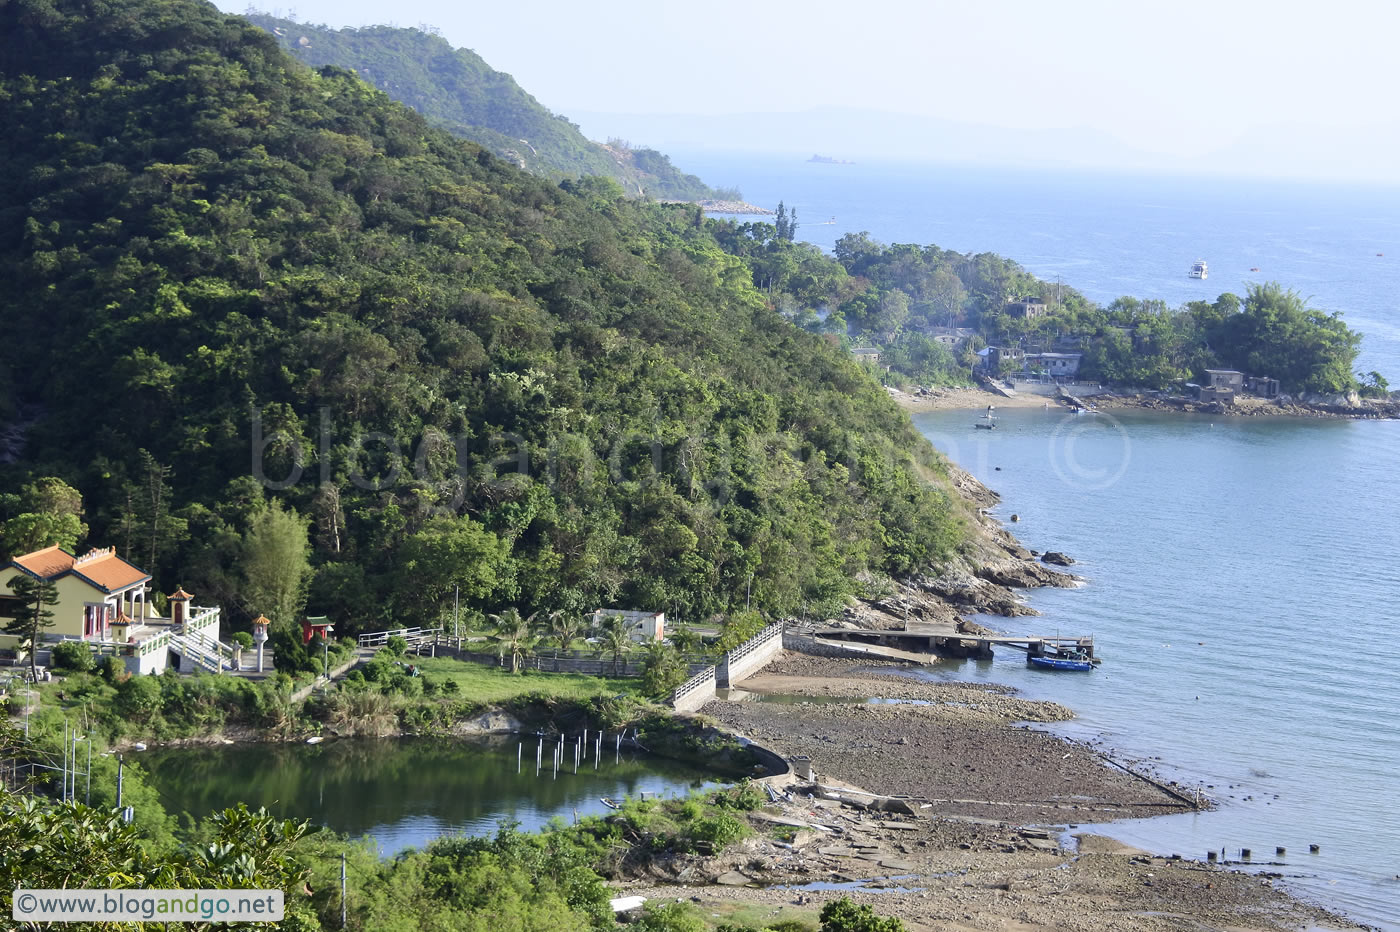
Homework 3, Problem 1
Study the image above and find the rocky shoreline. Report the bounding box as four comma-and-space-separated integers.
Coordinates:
614, 656, 1364, 931
893, 384, 1399, 420
607, 458, 1371, 929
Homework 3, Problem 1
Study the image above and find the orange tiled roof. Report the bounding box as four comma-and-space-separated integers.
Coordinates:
8, 545, 150, 594
11, 545, 74, 578
169, 586, 193, 601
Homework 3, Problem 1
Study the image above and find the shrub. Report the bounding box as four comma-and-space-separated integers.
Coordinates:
231, 631, 254, 650
98, 655, 127, 682
440, 679, 460, 694
50, 640, 95, 672
819, 897, 905, 932
384, 636, 408, 657
686, 811, 745, 852
636, 902, 706, 932
114, 674, 162, 722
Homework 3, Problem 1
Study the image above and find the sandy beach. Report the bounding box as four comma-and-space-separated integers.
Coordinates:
614, 655, 1363, 932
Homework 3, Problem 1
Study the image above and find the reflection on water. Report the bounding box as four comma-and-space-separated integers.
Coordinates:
141, 736, 718, 855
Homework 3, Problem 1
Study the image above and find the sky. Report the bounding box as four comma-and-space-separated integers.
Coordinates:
221, 0, 1400, 179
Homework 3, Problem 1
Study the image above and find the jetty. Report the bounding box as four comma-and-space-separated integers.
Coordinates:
798, 621, 1096, 663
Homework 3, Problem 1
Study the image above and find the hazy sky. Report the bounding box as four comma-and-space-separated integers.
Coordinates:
223, 0, 1399, 164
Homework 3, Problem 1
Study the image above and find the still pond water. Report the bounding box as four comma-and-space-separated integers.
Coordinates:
141, 736, 717, 855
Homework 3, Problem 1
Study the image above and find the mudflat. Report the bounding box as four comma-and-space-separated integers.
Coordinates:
615, 655, 1362, 932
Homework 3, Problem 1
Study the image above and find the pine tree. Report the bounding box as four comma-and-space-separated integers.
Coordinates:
5, 574, 58, 681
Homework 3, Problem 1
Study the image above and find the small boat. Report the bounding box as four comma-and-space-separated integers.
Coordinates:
975, 405, 997, 429
974, 422, 997, 430
600, 797, 623, 810
1190, 259, 1208, 279
306, 736, 324, 744
1249, 266, 1260, 272
1028, 652, 1093, 672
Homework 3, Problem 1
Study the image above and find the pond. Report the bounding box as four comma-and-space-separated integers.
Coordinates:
140, 736, 720, 855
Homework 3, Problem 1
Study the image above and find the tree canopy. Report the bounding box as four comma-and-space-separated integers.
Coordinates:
0, 0, 967, 638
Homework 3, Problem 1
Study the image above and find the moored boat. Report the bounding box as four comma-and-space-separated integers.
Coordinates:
1189, 259, 1208, 279
1028, 653, 1093, 672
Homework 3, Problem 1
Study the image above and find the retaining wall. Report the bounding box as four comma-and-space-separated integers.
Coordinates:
670, 667, 717, 714
716, 623, 785, 688
783, 630, 893, 661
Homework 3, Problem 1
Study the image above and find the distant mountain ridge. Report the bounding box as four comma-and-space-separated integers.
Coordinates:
245, 13, 727, 200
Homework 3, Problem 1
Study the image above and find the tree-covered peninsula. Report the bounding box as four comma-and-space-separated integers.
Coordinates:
714, 224, 1372, 397
0, 0, 967, 639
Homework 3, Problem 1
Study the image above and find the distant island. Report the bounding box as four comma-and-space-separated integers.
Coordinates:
809, 154, 855, 164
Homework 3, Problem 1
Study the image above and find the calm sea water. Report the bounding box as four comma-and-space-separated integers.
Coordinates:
671, 153, 1400, 927
910, 409, 1400, 929
675, 151, 1400, 374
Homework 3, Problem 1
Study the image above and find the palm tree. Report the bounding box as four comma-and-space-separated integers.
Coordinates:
488, 609, 536, 674
546, 612, 583, 672
601, 617, 631, 676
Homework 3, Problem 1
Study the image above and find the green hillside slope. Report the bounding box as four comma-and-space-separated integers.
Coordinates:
244, 14, 720, 200
0, 0, 962, 636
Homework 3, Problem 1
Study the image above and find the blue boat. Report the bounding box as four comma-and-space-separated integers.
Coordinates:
1028, 652, 1093, 672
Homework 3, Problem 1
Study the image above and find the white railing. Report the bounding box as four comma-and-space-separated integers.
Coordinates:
670, 666, 717, 704
357, 627, 441, 649
725, 622, 785, 664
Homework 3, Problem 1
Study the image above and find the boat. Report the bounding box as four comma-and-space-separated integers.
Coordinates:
975, 405, 998, 429
600, 797, 623, 810
1189, 259, 1208, 279
1249, 266, 1260, 272
1028, 652, 1093, 672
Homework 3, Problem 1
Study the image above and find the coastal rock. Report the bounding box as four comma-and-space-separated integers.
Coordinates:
1040, 551, 1075, 566
975, 560, 1080, 590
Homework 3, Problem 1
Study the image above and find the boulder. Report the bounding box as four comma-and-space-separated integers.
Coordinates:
1041, 551, 1075, 566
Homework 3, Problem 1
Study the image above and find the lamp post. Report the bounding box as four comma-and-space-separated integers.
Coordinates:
251, 615, 269, 674
322, 624, 335, 680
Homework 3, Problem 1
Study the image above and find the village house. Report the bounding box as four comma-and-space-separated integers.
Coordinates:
849, 346, 881, 363
1005, 297, 1049, 320
1024, 352, 1083, 379
0, 545, 225, 675
589, 608, 664, 644
1245, 375, 1281, 398
1196, 369, 1244, 404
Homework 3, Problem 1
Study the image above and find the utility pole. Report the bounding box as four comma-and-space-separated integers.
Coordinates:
340, 853, 347, 929
452, 586, 460, 643
116, 754, 124, 808
85, 737, 91, 806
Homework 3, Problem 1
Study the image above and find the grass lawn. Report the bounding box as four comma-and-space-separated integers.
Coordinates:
410, 656, 641, 705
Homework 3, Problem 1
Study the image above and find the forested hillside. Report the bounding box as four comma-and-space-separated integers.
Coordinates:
0, 0, 965, 637
245, 14, 726, 200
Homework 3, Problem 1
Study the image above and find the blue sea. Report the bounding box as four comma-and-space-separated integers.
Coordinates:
676, 152, 1400, 928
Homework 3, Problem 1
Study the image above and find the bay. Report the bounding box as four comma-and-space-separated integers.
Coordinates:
912, 407, 1400, 929
664, 150, 1400, 926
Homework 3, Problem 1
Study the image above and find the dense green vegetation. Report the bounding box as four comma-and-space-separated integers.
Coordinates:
0, 0, 967, 646
4, 715, 901, 930
716, 226, 1371, 395
245, 14, 729, 200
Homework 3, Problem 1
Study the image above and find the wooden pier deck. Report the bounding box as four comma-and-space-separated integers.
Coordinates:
806, 622, 1096, 662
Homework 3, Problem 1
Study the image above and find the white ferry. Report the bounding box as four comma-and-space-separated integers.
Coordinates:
1190, 259, 1208, 279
